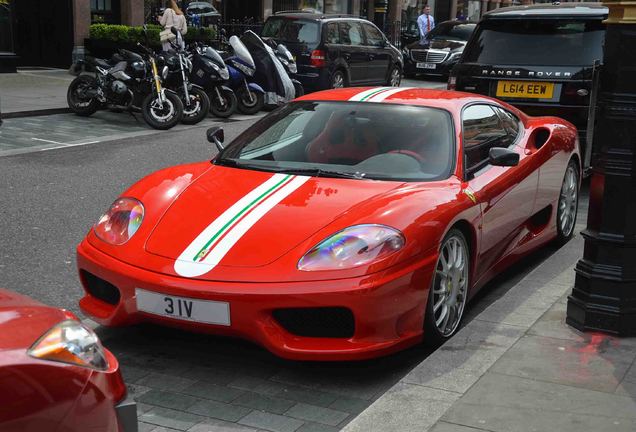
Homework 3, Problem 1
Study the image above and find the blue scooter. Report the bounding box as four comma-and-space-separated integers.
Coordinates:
224, 35, 265, 115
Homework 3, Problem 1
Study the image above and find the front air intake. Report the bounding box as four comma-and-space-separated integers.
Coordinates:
272, 307, 355, 338
80, 270, 121, 305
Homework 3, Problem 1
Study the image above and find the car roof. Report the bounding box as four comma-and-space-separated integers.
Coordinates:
295, 87, 510, 112
484, 3, 608, 18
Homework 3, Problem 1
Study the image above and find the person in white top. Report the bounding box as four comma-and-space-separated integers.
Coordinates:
159, 0, 188, 51
417, 4, 435, 45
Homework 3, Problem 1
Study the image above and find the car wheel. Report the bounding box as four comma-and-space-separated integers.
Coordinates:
556, 160, 579, 244
387, 65, 402, 87
425, 229, 469, 344
331, 70, 347, 89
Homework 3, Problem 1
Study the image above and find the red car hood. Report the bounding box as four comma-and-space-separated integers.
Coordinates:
0, 289, 71, 351
145, 166, 403, 274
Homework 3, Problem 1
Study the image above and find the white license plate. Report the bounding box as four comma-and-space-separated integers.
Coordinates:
135, 288, 230, 326
416, 62, 436, 70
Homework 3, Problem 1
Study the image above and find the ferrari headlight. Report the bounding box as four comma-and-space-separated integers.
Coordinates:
28, 320, 108, 371
94, 197, 144, 245
298, 224, 405, 271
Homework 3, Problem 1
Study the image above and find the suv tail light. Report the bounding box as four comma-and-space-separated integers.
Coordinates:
448, 75, 457, 91
310, 50, 326, 67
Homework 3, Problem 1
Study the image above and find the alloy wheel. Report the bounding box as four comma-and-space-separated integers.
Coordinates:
332, 72, 345, 89
150, 98, 175, 121
390, 68, 401, 87
432, 234, 469, 337
558, 164, 578, 238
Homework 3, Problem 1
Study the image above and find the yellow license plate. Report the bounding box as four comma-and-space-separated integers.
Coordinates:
496, 81, 554, 99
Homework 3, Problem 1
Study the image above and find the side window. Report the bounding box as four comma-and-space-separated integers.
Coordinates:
462, 105, 509, 173
362, 23, 385, 47
494, 107, 520, 144
339, 21, 364, 46
325, 22, 340, 44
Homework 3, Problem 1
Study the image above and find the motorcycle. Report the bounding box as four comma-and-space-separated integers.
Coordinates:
264, 38, 304, 98
189, 42, 238, 118
224, 35, 266, 115
161, 28, 210, 125
67, 42, 183, 130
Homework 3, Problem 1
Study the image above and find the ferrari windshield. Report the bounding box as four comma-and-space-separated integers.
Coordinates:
216, 101, 454, 181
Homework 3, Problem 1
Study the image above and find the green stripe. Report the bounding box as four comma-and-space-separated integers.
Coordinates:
360, 88, 390, 101
193, 174, 292, 261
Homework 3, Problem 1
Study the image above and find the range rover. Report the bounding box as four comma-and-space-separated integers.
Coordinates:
449, 4, 607, 170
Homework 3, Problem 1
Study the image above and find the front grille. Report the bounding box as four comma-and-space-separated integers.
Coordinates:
273, 307, 355, 338
411, 49, 448, 63
81, 270, 121, 305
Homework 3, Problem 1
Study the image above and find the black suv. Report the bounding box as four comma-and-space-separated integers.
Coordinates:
449, 4, 607, 169
261, 12, 403, 92
403, 20, 476, 79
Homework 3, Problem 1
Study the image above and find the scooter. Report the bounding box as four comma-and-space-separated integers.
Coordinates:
189, 42, 238, 118
264, 38, 304, 98
224, 35, 266, 115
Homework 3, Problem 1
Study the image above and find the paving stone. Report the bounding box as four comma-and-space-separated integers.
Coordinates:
295, 422, 339, 432
328, 396, 370, 415
429, 421, 491, 432
342, 383, 460, 432
186, 399, 252, 422
615, 379, 636, 398
121, 364, 151, 382
182, 381, 245, 403
179, 366, 239, 386
136, 372, 198, 392
128, 383, 152, 399
238, 411, 304, 432
139, 422, 159, 432
229, 376, 288, 396
442, 373, 636, 432
140, 406, 205, 431
285, 403, 348, 427
490, 334, 636, 393
233, 392, 296, 415
137, 402, 156, 414
187, 418, 263, 431
274, 386, 338, 408
138, 389, 201, 411
403, 320, 524, 394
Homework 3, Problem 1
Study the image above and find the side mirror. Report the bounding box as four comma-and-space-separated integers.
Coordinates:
489, 147, 519, 167
207, 126, 224, 151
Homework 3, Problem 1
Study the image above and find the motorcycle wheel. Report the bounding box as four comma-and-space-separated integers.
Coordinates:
141, 91, 184, 130
293, 81, 305, 98
236, 88, 264, 115
181, 87, 210, 125
67, 75, 100, 116
210, 87, 238, 119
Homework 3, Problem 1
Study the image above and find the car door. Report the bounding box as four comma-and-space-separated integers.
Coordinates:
337, 20, 368, 84
361, 22, 391, 84
462, 104, 539, 281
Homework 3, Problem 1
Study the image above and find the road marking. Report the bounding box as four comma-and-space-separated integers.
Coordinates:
32, 137, 63, 144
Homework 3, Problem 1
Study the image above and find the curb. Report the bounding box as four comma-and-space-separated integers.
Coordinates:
3, 108, 72, 119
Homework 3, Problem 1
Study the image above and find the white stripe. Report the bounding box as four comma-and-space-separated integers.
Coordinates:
366, 87, 415, 102
174, 175, 310, 277
174, 173, 289, 277
348, 87, 392, 101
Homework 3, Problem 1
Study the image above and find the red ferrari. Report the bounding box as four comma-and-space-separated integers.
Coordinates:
78, 87, 580, 360
0, 289, 136, 431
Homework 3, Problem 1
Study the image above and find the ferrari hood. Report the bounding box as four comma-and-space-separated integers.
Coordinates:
145, 166, 403, 276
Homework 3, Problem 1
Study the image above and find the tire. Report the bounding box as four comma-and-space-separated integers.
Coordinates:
67, 75, 100, 116
236, 87, 264, 115
386, 64, 402, 87
425, 229, 470, 345
141, 91, 183, 130
556, 160, 579, 244
181, 87, 210, 125
209, 87, 238, 118
330, 69, 347, 89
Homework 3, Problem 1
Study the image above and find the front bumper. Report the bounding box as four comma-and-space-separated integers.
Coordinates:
77, 239, 435, 361
404, 58, 456, 77
115, 396, 138, 432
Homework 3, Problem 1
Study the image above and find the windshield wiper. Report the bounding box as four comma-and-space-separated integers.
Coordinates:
279, 168, 367, 179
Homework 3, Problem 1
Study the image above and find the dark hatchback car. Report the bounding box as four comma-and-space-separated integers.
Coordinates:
261, 12, 403, 92
449, 4, 607, 169
403, 20, 476, 78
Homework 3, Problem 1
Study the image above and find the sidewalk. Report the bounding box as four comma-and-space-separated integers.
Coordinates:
344, 218, 636, 432
0, 69, 73, 116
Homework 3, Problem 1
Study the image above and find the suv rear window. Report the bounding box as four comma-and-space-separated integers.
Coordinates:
464, 19, 604, 66
262, 18, 320, 44
428, 22, 475, 41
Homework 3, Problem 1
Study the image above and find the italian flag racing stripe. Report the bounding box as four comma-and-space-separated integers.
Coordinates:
348, 87, 415, 102
174, 173, 310, 278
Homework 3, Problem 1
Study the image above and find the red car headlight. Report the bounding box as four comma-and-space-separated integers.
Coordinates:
94, 197, 144, 245
298, 224, 405, 271
28, 320, 108, 371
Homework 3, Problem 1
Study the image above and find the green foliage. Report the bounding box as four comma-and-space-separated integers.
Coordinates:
89, 24, 217, 48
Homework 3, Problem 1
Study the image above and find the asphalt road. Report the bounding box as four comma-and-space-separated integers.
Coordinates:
0, 76, 589, 431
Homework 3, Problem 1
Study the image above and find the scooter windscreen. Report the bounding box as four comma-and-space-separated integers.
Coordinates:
202, 46, 226, 68
229, 36, 256, 70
